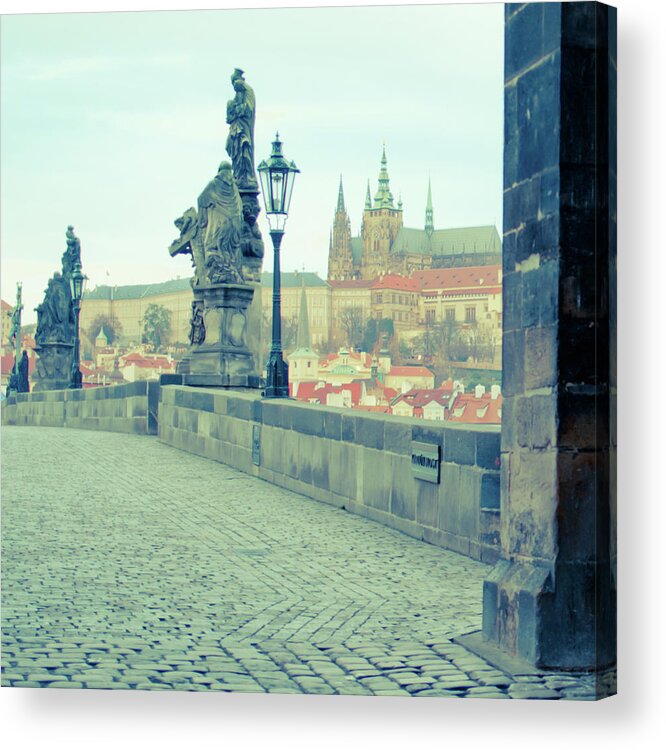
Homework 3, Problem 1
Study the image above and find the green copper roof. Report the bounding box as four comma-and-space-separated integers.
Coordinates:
330, 364, 357, 375
261, 272, 329, 288
350, 238, 364, 264
364, 180, 372, 210
289, 346, 319, 359
390, 225, 501, 257
85, 277, 192, 300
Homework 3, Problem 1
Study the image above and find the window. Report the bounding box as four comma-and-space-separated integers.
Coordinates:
465, 306, 477, 322
445, 308, 456, 321
376, 293, 382, 304
425, 309, 435, 325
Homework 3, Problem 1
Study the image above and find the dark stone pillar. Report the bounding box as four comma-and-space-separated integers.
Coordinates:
483, 2, 616, 670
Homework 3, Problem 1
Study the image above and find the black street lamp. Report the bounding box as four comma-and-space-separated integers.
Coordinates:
257, 132, 300, 398
69, 260, 87, 389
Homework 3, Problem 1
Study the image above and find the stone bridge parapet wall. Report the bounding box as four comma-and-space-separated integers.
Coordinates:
158, 386, 501, 563
1, 381, 158, 435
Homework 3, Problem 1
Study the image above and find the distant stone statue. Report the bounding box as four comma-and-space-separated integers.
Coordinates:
62, 225, 81, 277
226, 69, 258, 191
189, 301, 205, 345
240, 200, 264, 259
6, 369, 18, 398
197, 161, 244, 284
35, 273, 74, 345
17, 351, 30, 393
9, 304, 20, 348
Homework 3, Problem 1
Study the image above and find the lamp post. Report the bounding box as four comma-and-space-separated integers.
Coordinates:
69, 260, 87, 389
257, 132, 300, 398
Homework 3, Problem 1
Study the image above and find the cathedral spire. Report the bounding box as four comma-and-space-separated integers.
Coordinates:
296, 277, 311, 350
425, 177, 434, 236
336, 175, 346, 213
365, 180, 372, 209
374, 144, 394, 209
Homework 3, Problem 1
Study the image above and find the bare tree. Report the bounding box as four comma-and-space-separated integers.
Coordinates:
338, 306, 366, 350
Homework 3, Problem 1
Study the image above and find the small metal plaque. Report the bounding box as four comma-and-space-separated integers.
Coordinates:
252, 424, 261, 466
411, 441, 441, 483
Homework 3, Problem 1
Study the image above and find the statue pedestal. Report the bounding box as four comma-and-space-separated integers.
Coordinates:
32, 342, 74, 392
183, 283, 263, 388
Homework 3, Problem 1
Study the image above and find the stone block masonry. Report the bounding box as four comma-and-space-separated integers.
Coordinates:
482, 2, 616, 673
158, 385, 501, 564
1, 381, 158, 435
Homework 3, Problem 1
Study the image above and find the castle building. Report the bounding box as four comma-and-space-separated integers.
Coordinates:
327, 147, 502, 281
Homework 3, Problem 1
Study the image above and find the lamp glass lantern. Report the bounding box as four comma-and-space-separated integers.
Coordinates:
70, 261, 86, 304
257, 132, 300, 232
69, 260, 88, 389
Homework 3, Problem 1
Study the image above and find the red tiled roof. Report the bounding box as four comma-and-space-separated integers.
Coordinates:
1, 299, 13, 312
372, 274, 419, 291
320, 351, 372, 369
294, 380, 363, 405
447, 392, 502, 425
392, 387, 453, 409
413, 265, 501, 291
1, 351, 36, 376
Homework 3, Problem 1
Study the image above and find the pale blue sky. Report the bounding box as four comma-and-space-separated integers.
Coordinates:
1, 2, 503, 323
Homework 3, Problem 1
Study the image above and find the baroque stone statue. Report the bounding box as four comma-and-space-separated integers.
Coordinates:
61, 225, 81, 278
197, 161, 244, 284
189, 300, 205, 345
169, 207, 205, 286
226, 68, 258, 191
35, 273, 74, 345
17, 351, 30, 393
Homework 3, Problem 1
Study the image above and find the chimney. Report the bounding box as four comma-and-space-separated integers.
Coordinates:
475, 384, 485, 399
491, 384, 501, 400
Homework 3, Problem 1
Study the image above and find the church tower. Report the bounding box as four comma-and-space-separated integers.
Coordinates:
327, 176, 354, 281
360, 146, 403, 280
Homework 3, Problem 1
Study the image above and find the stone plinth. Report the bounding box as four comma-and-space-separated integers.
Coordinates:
183, 283, 262, 388
31, 342, 74, 392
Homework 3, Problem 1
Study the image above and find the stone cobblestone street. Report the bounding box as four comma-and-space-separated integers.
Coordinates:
2, 427, 606, 698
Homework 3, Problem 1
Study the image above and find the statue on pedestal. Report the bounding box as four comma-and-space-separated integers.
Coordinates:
167, 70, 265, 388
32, 228, 80, 390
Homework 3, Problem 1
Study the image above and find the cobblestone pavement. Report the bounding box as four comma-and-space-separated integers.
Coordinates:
2, 427, 608, 699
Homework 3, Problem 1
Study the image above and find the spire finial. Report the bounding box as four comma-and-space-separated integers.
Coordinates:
336, 175, 346, 213
425, 176, 434, 236
374, 143, 394, 209
296, 280, 311, 350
